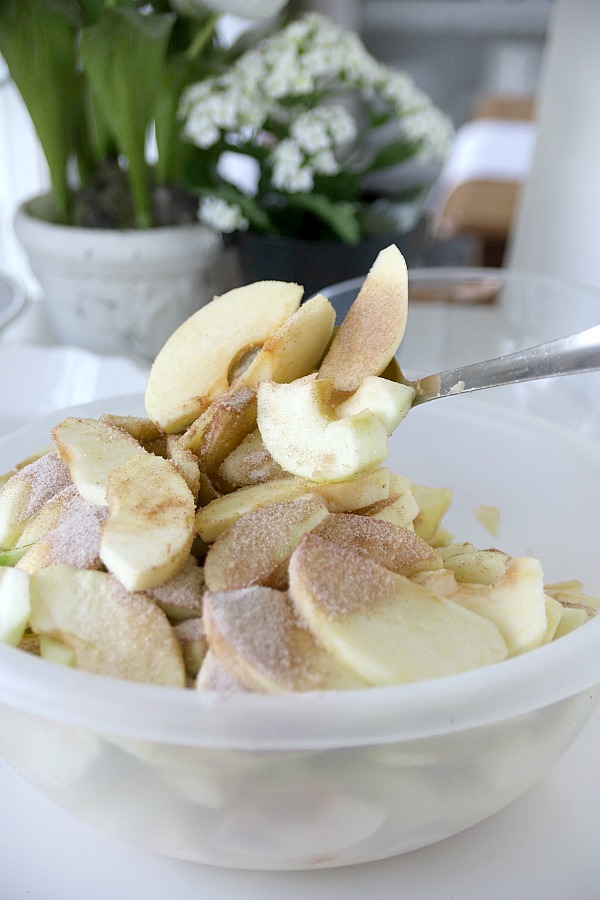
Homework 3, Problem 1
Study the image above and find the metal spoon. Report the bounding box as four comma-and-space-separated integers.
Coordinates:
407, 323, 600, 407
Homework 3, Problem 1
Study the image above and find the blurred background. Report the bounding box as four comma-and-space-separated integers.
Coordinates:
0, 0, 553, 289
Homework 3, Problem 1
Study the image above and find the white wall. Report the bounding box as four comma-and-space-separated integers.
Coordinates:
508, 0, 600, 290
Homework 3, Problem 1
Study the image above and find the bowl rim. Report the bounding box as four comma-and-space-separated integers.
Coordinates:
1, 610, 599, 750
319, 265, 600, 307
1, 389, 600, 751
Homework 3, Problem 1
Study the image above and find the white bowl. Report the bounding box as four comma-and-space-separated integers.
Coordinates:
0, 390, 599, 870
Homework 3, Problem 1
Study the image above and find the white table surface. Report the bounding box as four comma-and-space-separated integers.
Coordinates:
1, 297, 599, 900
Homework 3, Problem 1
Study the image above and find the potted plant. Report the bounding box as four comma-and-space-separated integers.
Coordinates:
179, 12, 454, 294
0, 0, 288, 359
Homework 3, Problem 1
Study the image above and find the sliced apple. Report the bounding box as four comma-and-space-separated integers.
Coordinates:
380, 355, 403, 383
196, 469, 391, 543
15, 485, 74, 550
0, 452, 72, 548
39, 634, 76, 668
204, 493, 329, 592
52, 417, 146, 506
0, 567, 30, 646
29, 566, 186, 686
257, 377, 391, 482
163, 435, 201, 500
197, 471, 221, 507
180, 385, 257, 473
553, 606, 590, 639
173, 617, 208, 679
316, 467, 390, 512
16, 489, 107, 575
240, 293, 336, 386
545, 584, 598, 640
411, 483, 453, 544
195, 477, 310, 544
448, 557, 548, 655
288, 534, 508, 685
99, 414, 163, 448
0, 477, 33, 549
145, 281, 303, 433
358, 472, 418, 529
218, 430, 289, 488
141, 556, 204, 623
318, 245, 408, 392
335, 376, 415, 434
473, 504, 500, 538
203, 586, 368, 692
546, 581, 600, 613
0, 546, 29, 566
100, 454, 195, 591
196, 648, 252, 693
411, 567, 459, 597
314, 513, 441, 576
440, 542, 509, 585
542, 594, 564, 644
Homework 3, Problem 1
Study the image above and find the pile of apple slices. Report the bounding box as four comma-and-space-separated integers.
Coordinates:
0, 245, 598, 692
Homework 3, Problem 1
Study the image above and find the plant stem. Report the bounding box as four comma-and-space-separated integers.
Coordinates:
128, 159, 153, 229
185, 14, 218, 61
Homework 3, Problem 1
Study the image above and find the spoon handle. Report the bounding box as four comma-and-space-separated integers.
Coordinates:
411, 323, 600, 406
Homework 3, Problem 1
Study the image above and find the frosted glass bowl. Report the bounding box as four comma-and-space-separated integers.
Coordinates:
0, 268, 599, 870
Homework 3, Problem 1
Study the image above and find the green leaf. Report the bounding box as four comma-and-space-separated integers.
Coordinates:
76, 0, 105, 25
284, 193, 361, 244
0, 0, 79, 222
155, 54, 201, 184
80, 7, 176, 227
366, 138, 422, 173
183, 146, 223, 189
223, 190, 273, 234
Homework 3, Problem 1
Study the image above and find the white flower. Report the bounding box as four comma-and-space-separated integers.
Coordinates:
378, 70, 418, 110
199, 196, 249, 232
283, 17, 314, 43
404, 107, 454, 158
263, 48, 314, 99
236, 49, 268, 88
271, 139, 314, 192
291, 106, 356, 158
327, 105, 357, 146
291, 110, 331, 154
181, 74, 269, 148
184, 108, 221, 148
311, 148, 339, 175
179, 10, 454, 235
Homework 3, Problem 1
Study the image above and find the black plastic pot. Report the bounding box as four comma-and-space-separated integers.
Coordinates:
227, 228, 423, 297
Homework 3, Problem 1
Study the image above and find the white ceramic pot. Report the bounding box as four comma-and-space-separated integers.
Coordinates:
14, 195, 228, 361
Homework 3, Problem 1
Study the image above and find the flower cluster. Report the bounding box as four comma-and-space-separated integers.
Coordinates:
181, 13, 453, 242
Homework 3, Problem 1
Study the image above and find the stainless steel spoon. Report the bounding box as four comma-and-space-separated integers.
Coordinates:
407, 323, 600, 407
